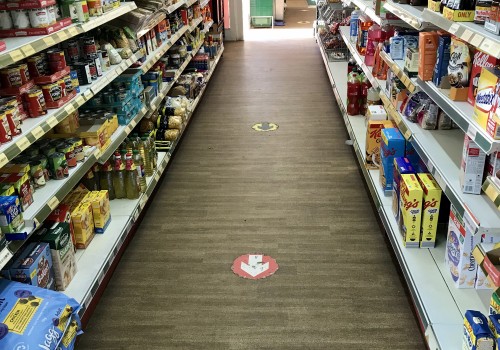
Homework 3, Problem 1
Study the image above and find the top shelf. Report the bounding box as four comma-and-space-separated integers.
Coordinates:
383, 1, 432, 30
422, 9, 500, 59
342, 0, 409, 26
0, 2, 137, 69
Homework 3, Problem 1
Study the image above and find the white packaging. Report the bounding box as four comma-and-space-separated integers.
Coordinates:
460, 134, 487, 194
0, 10, 13, 30
28, 8, 50, 28
445, 205, 480, 288
367, 105, 387, 120
487, 151, 500, 178
11, 9, 30, 29
475, 266, 495, 290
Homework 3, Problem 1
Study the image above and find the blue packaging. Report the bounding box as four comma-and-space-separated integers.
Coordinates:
463, 310, 495, 350
405, 141, 429, 173
390, 36, 405, 60
392, 157, 415, 220
0, 279, 81, 350
433, 34, 451, 87
381, 128, 405, 159
0, 196, 24, 234
10, 242, 56, 290
69, 70, 80, 93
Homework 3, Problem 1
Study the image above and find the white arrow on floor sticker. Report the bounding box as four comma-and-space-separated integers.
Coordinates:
240, 254, 269, 277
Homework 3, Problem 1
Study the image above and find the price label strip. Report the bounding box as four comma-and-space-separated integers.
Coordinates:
470, 34, 484, 49
20, 45, 35, 57
31, 126, 44, 140
461, 29, 473, 42
43, 36, 56, 47
449, 23, 460, 35
467, 124, 478, 140
47, 117, 58, 128
47, 196, 60, 211
0, 153, 8, 168
8, 50, 23, 64
16, 137, 30, 152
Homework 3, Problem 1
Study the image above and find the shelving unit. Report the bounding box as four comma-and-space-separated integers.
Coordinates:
341, 0, 408, 26
382, 1, 431, 30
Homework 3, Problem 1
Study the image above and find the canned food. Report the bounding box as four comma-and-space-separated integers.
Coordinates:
98, 50, 109, 71
47, 49, 66, 73
57, 143, 76, 167
69, 70, 80, 93
87, 0, 102, 17
28, 7, 50, 28
54, 3, 61, 20
0, 109, 12, 144
61, 2, 78, 23
25, 87, 47, 117
48, 152, 69, 180
115, 88, 127, 102
11, 9, 30, 29
41, 82, 63, 104
65, 40, 80, 61
87, 59, 97, 80
0, 10, 13, 30
68, 138, 84, 162
75, 0, 89, 23
63, 75, 73, 94
1, 66, 23, 88
93, 56, 102, 77
72, 62, 92, 85
90, 94, 103, 106
47, 5, 56, 25
102, 92, 113, 104
18, 63, 30, 84
27, 54, 49, 77
81, 36, 96, 55
28, 161, 46, 188
57, 79, 67, 98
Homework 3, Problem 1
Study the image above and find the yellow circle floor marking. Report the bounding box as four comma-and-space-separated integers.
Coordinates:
252, 122, 279, 132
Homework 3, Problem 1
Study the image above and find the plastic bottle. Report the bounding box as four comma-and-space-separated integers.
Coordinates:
125, 152, 140, 199
359, 73, 371, 116
133, 149, 146, 193
347, 71, 361, 116
364, 23, 381, 66
357, 15, 373, 55
139, 137, 153, 176
349, 7, 361, 44
99, 161, 116, 200
112, 151, 126, 199
348, 57, 357, 74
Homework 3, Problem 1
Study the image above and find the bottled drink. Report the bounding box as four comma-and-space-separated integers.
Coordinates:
364, 23, 381, 66
348, 57, 357, 75
347, 71, 361, 116
133, 149, 146, 193
99, 161, 116, 200
357, 15, 373, 56
141, 136, 153, 176
125, 152, 140, 199
350, 7, 361, 44
112, 151, 126, 199
372, 42, 383, 77
359, 74, 371, 116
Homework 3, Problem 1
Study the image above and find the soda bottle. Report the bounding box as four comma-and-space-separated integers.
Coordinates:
112, 151, 126, 199
348, 57, 357, 74
124, 152, 140, 199
350, 7, 361, 44
359, 74, 371, 116
99, 161, 116, 200
357, 15, 373, 56
364, 23, 381, 66
347, 71, 361, 116
133, 149, 146, 193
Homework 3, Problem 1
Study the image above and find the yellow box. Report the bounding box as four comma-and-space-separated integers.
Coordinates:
417, 173, 442, 248
399, 174, 423, 248
0, 163, 31, 174
473, 67, 500, 139
82, 191, 111, 233
443, 7, 475, 21
483, 176, 500, 210
70, 202, 95, 249
428, 0, 440, 11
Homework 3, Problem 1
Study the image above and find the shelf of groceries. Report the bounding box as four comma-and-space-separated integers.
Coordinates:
318, 38, 491, 350
64, 45, 224, 317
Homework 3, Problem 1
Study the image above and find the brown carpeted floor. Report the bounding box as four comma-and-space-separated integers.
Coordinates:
76, 3, 426, 349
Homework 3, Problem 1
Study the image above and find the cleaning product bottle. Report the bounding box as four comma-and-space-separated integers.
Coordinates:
364, 23, 381, 66
350, 7, 361, 44
347, 71, 361, 116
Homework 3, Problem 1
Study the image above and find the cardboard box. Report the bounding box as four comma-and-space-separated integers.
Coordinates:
399, 174, 423, 248
392, 157, 415, 222
419, 32, 439, 81
473, 67, 500, 139
36, 222, 77, 291
480, 247, 500, 287
366, 105, 387, 120
380, 128, 405, 192
71, 202, 95, 249
365, 120, 394, 169
483, 176, 500, 212
47, 203, 76, 250
469, 50, 500, 106
417, 173, 442, 248
82, 191, 111, 233
476, 266, 495, 290
10, 242, 56, 290
0, 196, 24, 234
404, 47, 419, 78
445, 205, 480, 288
433, 33, 451, 87
460, 134, 487, 194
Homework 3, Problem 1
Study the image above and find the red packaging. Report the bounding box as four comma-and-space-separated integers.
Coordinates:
27, 54, 49, 77
49, 60, 66, 73
41, 82, 62, 104
0, 65, 26, 88
57, 79, 67, 97
47, 49, 66, 64
81, 36, 96, 56
0, 109, 12, 143
64, 40, 79, 62
468, 49, 500, 105
24, 87, 47, 117
4, 102, 21, 136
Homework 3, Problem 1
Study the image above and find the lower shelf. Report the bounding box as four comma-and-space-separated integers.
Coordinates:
62, 46, 224, 319
317, 39, 490, 349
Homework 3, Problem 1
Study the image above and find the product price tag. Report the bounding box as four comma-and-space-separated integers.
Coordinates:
57, 31, 68, 41
64, 104, 74, 115
461, 29, 473, 42
97, 271, 104, 286
68, 27, 79, 36
471, 35, 484, 49
154, 171, 160, 181
140, 195, 147, 209
47, 117, 58, 128
467, 125, 478, 140
482, 39, 496, 55
0, 248, 13, 270
20, 45, 35, 57
0, 153, 8, 169
32, 126, 44, 139
47, 196, 59, 211
8, 50, 23, 63
490, 43, 500, 59
75, 95, 85, 106
94, 148, 101, 159
107, 70, 118, 82
449, 23, 460, 34
133, 209, 139, 222
91, 79, 106, 94
16, 137, 30, 151
83, 89, 93, 100
43, 36, 56, 47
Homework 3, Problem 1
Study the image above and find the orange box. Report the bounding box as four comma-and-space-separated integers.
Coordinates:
418, 32, 439, 81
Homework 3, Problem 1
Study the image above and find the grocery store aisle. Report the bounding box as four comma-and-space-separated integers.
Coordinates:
78, 28, 425, 350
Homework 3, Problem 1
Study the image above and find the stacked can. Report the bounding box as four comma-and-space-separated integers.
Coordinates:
0, 4, 59, 30
0, 97, 23, 144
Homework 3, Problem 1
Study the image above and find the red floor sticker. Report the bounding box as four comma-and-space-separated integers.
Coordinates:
232, 254, 278, 280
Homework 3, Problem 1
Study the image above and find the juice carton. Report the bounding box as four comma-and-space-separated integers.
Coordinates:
460, 134, 486, 194
417, 173, 442, 248
463, 310, 495, 350
365, 120, 394, 169
380, 128, 405, 192
473, 67, 500, 139
399, 174, 423, 248
82, 191, 111, 233
71, 202, 95, 249
445, 205, 481, 288
36, 222, 77, 291
10, 242, 56, 290
469, 50, 500, 106
392, 157, 415, 221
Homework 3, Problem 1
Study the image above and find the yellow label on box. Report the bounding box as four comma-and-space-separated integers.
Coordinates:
473, 67, 500, 138
428, 0, 441, 11
417, 173, 442, 248
443, 7, 475, 21
400, 174, 423, 248
3, 296, 43, 334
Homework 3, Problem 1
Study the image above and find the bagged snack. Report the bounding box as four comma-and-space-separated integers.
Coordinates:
438, 110, 453, 129
0, 279, 81, 350
418, 101, 439, 130
448, 38, 471, 88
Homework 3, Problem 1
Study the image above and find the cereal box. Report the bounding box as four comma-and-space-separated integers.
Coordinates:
37, 222, 77, 291
399, 174, 423, 248
445, 206, 481, 288
469, 50, 500, 106
473, 67, 500, 139
417, 173, 442, 248
380, 128, 405, 192
71, 202, 95, 249
365, 120, 394, 169
476, 266, 495, 290
487, 151, 500, 178
82, 191, 111, 234
463, 310, 495, 350
9, 242, 56, 290
392, 157, 415, 222
490, 291, 500, 315
460, 134, 486, 195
